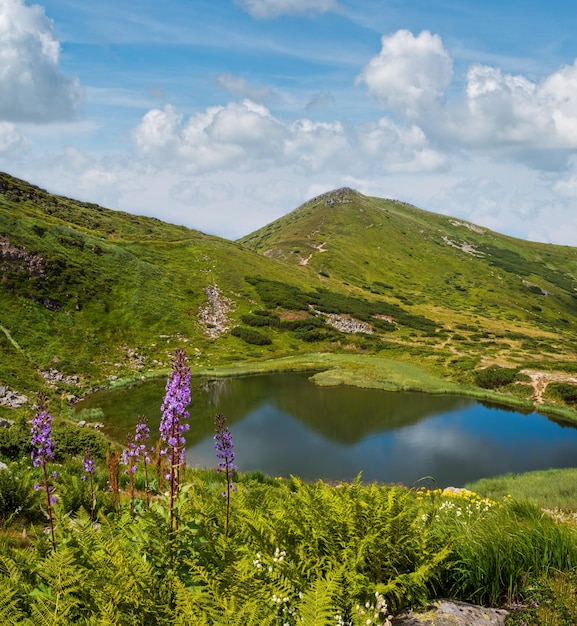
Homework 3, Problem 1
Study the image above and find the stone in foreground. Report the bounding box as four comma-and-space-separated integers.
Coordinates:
392, 599, 508, 626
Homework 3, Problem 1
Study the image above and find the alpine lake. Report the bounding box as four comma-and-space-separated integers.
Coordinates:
72, 371, 577, 488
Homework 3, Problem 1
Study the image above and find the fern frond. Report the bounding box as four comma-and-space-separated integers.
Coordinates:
0, 580, 25, 625
295, 568, 342, 626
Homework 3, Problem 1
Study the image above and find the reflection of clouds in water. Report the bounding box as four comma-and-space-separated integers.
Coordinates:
186, 394, 577, 488
187, 406, 361, 481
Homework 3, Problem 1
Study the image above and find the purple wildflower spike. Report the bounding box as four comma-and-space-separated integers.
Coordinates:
214, 413, 237, 539
30, 393, 56, 550
160, 350, 190, 531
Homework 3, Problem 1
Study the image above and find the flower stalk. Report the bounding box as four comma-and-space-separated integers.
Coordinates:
30, 392, 56, 550
214, 413, 237, 539
160, 349, 190, 532
82, 448, 97, 521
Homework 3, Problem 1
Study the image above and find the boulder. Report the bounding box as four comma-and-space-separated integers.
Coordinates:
392, 600, 508, 626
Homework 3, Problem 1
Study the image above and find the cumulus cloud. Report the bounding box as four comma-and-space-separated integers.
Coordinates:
356, 30, 453, 118
132, 100, 286, 172
357, 29, 577, 173
216, 74, 274, 101
133, 100, 445, 178
236, 0, 340, 19
0, 121, 26, 154
0, 0, 81, 122
444, 61, 577, 155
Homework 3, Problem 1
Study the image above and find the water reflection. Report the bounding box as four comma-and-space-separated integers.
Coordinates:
73, 372, 577, 487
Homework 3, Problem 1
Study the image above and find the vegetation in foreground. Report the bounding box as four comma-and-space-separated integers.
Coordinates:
2, 353, 577, 624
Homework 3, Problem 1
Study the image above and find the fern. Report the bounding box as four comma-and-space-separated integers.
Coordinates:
0, 580, 25, 624
295, 569, 342, 626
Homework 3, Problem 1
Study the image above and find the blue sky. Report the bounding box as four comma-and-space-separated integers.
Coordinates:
2, 0, 577, 243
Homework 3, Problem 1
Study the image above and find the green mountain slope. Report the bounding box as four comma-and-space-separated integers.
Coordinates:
240, 187, 577, 329
2, 175, 577, 413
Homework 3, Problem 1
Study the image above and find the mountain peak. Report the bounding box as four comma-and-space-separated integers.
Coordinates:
305, 187, 361, 207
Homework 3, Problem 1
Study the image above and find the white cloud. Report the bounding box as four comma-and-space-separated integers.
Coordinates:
216, 74, 274, 102
0, 0, 81, 122
440, 62, 577, 155
358, 117, 446, 173
0, 121, 26, 154
132, 100, 287, 172
133, 100, 445, 179
236, 0, 340, 19
356, 30, 453, 118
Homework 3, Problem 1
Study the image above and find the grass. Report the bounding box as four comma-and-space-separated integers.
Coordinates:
3, 173, 577, 421
466, 468, 577, 513
2, 459, 577, 622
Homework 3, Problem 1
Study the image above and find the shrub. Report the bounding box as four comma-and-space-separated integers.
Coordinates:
0, 421, 31, 461
548, 383, 577, 406
0, 463, 42, 525
52, 423, 110, 461
474, 365, 519, 389
230, 326, 272, 345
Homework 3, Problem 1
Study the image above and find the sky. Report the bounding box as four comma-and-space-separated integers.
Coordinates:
2, 0, 577, 244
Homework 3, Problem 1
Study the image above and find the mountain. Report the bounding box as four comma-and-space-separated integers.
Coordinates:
2, 174, 577, 411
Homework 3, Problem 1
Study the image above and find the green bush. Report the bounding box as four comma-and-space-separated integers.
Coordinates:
474, 365, 519, 389
0, 422, 31, 461
0, 463, 42, 525
548, 383, 577, 406
230, 326, 272, 345
52, 423, 110, 461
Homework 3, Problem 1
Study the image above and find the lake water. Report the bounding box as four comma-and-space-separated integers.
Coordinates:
73, 372, 577, 488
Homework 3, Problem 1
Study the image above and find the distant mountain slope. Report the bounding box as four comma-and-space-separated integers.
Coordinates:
2, 174, 577, 410
239, 187, 577, 335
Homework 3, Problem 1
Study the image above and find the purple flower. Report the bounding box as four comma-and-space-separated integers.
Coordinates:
160, 349, 190, 454
30, 393, 57, 550
214, 413, 238, 493
82, 449, 96, 481
135, 416, 151, 444
160, 349, 191, 531
31, 408, 55, 467
122, 434, 140, 475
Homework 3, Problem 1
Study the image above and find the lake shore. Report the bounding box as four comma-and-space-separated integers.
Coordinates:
103, 352, 577, 424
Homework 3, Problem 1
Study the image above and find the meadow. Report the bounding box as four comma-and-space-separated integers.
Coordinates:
2, 352, 577, 625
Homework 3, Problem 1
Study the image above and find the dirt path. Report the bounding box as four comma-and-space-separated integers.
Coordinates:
0, 323, 25, 354
520, 369, 577, 405
299, 242, 328, 266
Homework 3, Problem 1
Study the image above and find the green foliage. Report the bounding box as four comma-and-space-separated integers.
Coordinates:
245, 277, 438, 333
474, 365, 519, 389
466, 468, 577, 512
1, 464, 577, 622
52, 423, 110, 461
548, 383, 577, 406
0, 420, 110, 464
230, 327, 272, 346
432, 498, 577, 606
0, 462, 41, 525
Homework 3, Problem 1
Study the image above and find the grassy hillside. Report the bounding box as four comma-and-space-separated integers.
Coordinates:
3, 174, 577, 416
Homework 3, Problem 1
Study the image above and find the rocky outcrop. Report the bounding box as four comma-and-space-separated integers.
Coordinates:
198, 284, 235, 339
0, 386, 28, 408
318, 311, 373, 334
392, 600, 508, 626
0, 236, 46, 277
39, 369, 80, 386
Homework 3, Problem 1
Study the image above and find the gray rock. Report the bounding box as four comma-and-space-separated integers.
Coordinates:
392, 600, 509, 626
0, 461, 7, 471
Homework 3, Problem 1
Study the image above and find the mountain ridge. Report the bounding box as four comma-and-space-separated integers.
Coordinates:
2, 171, 577, 416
